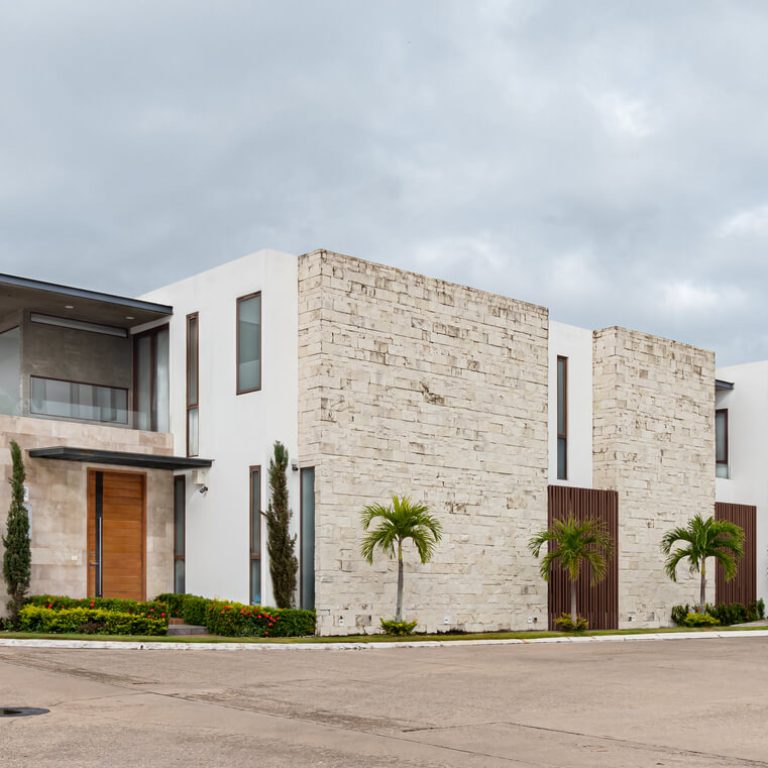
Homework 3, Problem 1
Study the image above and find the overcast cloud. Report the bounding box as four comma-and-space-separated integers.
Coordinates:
2, 1, 767, 364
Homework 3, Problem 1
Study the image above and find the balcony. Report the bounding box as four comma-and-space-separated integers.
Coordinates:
0, 273, 172, 431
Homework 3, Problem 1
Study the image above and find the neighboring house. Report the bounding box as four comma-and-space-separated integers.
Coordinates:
0, 248, 758, 634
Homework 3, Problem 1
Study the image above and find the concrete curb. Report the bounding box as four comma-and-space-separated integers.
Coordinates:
1, 630, 767, 652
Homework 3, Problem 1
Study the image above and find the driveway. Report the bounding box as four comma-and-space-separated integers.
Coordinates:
1, 637, 766, 767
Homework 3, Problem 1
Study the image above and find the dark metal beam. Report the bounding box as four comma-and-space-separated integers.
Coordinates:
28, 446, 212, 471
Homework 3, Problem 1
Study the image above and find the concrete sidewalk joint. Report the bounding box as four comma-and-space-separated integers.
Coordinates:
1, 629, 767, 652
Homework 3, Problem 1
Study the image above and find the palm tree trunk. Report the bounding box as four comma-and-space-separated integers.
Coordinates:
396, 539, 404, 622
699, 560, 707, 614
570, 580, 577, 623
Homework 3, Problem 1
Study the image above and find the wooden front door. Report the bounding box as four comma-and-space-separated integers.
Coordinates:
88, 471, 146, 600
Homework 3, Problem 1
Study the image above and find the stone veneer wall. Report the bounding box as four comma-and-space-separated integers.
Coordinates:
0, 415, 175, 613
298, 250, 549, 635
592, 327, 716, 628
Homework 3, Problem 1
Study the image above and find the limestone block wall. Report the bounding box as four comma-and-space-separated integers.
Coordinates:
0, 415, 175, 613
298, 250, 549, 635
592, 327, 716, 628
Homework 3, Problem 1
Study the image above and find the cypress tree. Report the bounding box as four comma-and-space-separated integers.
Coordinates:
3, 440, 31, 624
265, 441, 298, 608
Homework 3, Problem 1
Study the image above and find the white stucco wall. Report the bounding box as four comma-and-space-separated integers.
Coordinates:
716, 361, 768, 605
141, 249, 299, 605
548, 321, 593, 488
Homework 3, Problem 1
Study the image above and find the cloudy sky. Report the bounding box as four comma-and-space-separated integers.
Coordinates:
2, 1, 767, 364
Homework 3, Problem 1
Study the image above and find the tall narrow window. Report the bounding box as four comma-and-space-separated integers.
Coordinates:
249, 466, 262, 604
300, 467, 316, 610
186, 313, 199, 456
716, 409, 729, 478
237, 293, 261, 394
557, 356, 568, 480
174, 476, 186, 594
0, 326, 21, 416
133, 325, 169, 431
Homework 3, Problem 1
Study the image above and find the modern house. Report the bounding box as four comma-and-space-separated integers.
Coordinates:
0, 249, 761, 634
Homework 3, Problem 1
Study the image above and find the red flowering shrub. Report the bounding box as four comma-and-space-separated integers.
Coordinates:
204, 600, 315, 637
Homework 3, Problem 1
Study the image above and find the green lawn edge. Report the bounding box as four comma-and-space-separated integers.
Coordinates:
2, 624, 767, 645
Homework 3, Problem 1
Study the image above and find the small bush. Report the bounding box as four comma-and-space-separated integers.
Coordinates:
672, 600, 766, 627
205, 600, 315, 637
18, 605, 167, 635
26, 595, 167, 619
554, 613, 589, 632
380, 618, 418, 635
682, 612, 720, 627
670, 604, 690, 627
154, 593, 186, 618
181, 595, 210, 626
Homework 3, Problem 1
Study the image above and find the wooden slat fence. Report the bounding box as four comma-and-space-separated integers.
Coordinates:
547, 485, 619, 630
715, 502, 757, 606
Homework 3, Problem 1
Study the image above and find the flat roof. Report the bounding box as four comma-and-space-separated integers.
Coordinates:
28, 446, 212, 471
0, 273, 172, 329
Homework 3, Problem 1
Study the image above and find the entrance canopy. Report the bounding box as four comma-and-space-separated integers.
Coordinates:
28, 446, 212, 471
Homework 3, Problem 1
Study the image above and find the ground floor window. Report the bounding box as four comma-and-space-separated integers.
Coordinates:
250, 466, 262, 604
174, 476, 186, 594
300, 467, 315, 610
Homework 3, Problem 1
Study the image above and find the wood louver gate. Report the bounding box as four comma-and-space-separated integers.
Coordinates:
715, 502, 756, 605
547, 485, 619, 630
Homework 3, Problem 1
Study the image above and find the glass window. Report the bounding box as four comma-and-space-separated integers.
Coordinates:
186, 314, 199, 456
250, 467, 261, 604
300, 467, 315, 610
174, 476, 186, 594
187, 408, 199, 458
0, 327, 21, 416
30, 376, 128, 424
716, 409, 729, 478
237, 294, 261, 394
133, 325, 170, 433
556, 356, 567, 480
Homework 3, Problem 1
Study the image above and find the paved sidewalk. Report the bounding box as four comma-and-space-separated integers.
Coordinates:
1, 628, 767, 651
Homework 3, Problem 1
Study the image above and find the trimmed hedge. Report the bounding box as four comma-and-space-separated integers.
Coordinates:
154, 593, 185, 618
155, 593, 316, 637
205, 601, 315, 637
155, 593, 209, 625
671, 599, 765, 627
19, 605, 168, 635
26, 595, 167, 619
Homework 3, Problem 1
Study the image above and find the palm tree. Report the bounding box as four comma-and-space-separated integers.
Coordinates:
360, 496, 442, 622
660, 514, 744, 613
528, 515, 614, 623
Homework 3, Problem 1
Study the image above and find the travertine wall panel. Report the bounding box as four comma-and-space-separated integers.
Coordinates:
0, 415, 174, 612
593, 327, 716, 627
299, 250, 549, 635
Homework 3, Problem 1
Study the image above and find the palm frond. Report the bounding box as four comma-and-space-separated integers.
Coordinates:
360, 496, 442, 565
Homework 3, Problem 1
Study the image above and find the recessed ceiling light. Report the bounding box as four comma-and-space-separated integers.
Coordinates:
64, 305, 74, 310
125, 316, 135, 320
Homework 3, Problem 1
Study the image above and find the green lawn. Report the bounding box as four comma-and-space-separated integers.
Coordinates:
2, 624, 767, 645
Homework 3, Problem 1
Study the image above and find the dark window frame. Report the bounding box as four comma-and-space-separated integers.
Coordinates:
249, 465, 262, 605
557, 355, 568, 480
236, 292, 262, 395
716, 408, 729, 473
186, 313, 199, 457
132, 322, 169, 431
